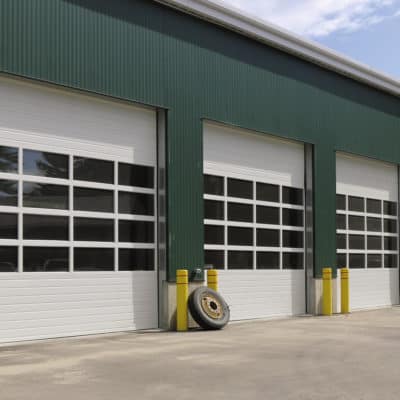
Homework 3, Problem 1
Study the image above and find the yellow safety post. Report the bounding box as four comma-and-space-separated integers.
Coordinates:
207, 269, 218, 292
176, 269, 188, 331
341, 268, 350, 314
322, 267, 333, 316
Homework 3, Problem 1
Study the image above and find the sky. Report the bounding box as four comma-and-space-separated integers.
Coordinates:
220, 0, 400, 79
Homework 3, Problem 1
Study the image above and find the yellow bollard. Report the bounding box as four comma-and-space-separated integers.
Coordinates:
176, 269, 188, 331
341, 268, 350, 314
207, 269, 218, 292
322, 267, 332, 316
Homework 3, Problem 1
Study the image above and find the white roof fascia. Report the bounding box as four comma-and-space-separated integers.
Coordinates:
156, 0, 400, 98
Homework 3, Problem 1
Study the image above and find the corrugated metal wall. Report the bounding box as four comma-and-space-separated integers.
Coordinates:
1, 0, 399, 279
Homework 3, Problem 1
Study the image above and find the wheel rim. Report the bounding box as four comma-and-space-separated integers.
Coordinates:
201, 294, 223, 319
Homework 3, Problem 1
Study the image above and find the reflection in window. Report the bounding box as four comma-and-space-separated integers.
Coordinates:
119, 249, 154, 271
23, 149, 68, 179
0, 246, 18, 272
119, 163, 154, 188
24, 215, 68, 240
23, 247, 69, 272
24, 183, 69, 210
74, 218, 114, 242
119, 192, 154, 215
74, 248, 114, 271
74, 157, 114, 184
74, 187, 113, 213
0, 213, 18, 239
0, 146, 18, 173
0, 180, 18, 206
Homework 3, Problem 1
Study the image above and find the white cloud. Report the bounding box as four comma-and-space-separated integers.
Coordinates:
221, 0, 400, 37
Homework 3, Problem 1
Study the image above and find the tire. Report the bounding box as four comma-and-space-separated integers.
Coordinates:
189, 286, 230, 330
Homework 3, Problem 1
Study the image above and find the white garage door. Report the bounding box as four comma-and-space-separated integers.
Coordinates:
0, 76, 158, 343
336, 152, 399, 310
203, 122, 306, 320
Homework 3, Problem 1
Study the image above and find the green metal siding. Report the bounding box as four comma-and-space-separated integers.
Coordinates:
1, 0, 399, 279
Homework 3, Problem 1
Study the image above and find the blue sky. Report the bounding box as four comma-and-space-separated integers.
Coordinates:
221, 0, 400, 79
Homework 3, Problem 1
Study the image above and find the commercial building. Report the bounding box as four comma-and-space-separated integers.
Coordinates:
0, 0, 399, 343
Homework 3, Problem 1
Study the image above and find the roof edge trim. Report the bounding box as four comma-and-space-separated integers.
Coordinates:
156, 0, 400, 97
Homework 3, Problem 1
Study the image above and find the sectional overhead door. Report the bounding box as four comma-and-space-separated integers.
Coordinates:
336, 153, 399, 310
0, 76, 158, 343
203, 122, 306, 320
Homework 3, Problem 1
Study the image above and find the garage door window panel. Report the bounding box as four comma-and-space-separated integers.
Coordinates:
204, 200, 224, 220
349, 235, 365, 250
74, 217, 114, 242
0, 179, 18, 206
282, 208, 303, 227
367, 254, 382, 268
74, 187, 113, 213
119, 249, 154, 271
23, 149, 68, 179
348, 196, 364, 212
0, 146, 18, 173
24, 183, 69, 210
74, 248, 114, 271
367, 199, 381, 214
204, 175, 224, 196
228, 226, 253, 246
384, 201, 397, 216
24, 214, 68, 241
118, 163, 154, 189
257, 205, 279, 225
283, 230, 303, 248
205, 250, 224, 269
24, 247, 69, 272
348, 215, 364, 231
0, 213, 18, 239
337, 253, 347, 268
283, 252, 304, 269
204, 225, 224, 245
256, 182, 279, 203
282, 187, 303, 205
74, 156, 114, 184
257, 229, 279, 247
227, 178, 253, 199
385, 254, 398, 268
228, 251, 253, 269
349, 254, 365, 268
228, 202, 253, 223
384, 219, 397, 233
367, 236, 382, 250
0, 246, 18, 272
119, 220, 154, 243
367, 217, 382, 232
336, 214, 346, 230
257, 252, 280, 269
336, 194, 346, 210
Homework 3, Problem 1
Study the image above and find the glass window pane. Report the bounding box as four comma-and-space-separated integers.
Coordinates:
0, 146, 18, 173
119, 163, 154, 188
74, 218, 114, 242
367, 254, 382, 268
204, 175, 224, 196
349, 254, 365, 268
228, 203, 253, 223
0, 246, 18, 272
337, 234, 346, 249
384, 236, 397, 250
283, 252, 303, 269
256, 229, 279, 247
383, 201, 397, 216
336, 194, 346, 210
74, 248, 114, 271
23, 149, 68, 179
24, 183, 69, 210
384, 254, 397, 268
348, 215, 364, 231
228, 251, 253, 269
282, 209, 303, 227
119, 220, 154, 243
227, 178, 253, 199
348, 196, 364, 212
282, 187, 303, 205
256, 183, 279, 203
0, 213, 17, 239
0, 179, 18, 206
119, 192, 154, 215
24, 247, 69, 272
204, 225, 224, 245
384, 219, 397, 233
283, 231, 303, 248
336, 214, 346, 230
204, 200, 224, 220
74, 156, 114, 184
337, 253, 347, 268
74, 187, 113, 213
367, 236, 381, 250
257, 206, 279, 225
119, 249, 154, 271
367, 217, 382, 232
257, 252, 279, 269
24, 215, 68, 241
349, 235, 365, 249
205, 250, 224, 269
228, 227, 253, 246
367, 199, 381, 214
